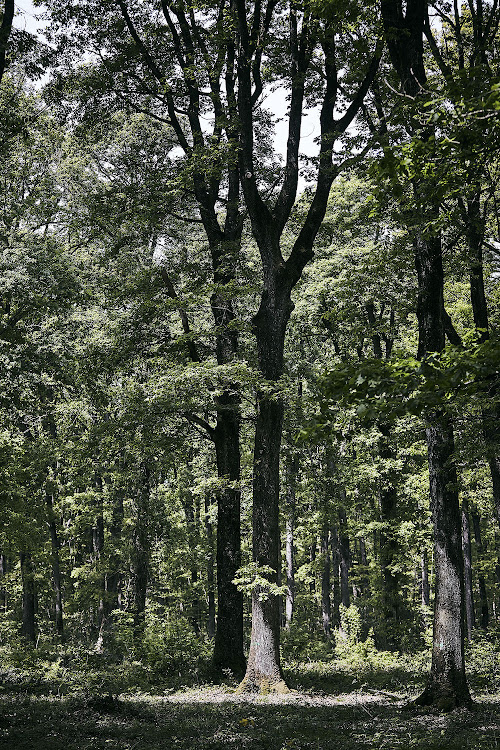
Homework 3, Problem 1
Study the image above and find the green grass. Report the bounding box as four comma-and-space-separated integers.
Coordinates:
0, 655, 499, 749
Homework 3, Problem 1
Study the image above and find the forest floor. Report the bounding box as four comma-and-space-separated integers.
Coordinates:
0, 655, 499, 749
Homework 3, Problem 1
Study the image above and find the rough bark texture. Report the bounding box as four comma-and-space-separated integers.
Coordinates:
132, 464, 150, 642
0, 0, 14, 84
381, 0, 471, 709
415, 416, 471, 709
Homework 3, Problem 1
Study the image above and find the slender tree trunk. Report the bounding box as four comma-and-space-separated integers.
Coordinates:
331, 527, 341, 629
378, 423, 401, 649
421, 549, 430, 607
471, 509, 489, 630
284, 458, 296, 629
321, 527, 331, 639
338, 507, 351, 609
133, 464, 150, 643
20, 552, 36, 644
46, 493, 64, 640
461, 500, 475, 639
205, 494, 216, 640
0, 554, 7, 612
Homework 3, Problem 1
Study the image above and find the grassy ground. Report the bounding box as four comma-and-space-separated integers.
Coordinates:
1, 656, 499, 749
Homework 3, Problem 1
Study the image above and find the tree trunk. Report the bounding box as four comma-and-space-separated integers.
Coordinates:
204, 494, 216, 640
46, 493, 64, 640
415, 414, 471, 709
239, 393, 287, 692
20, 552, 36, 644
132, 464, 150, 643
338, 506, 351, 609
378, 423, 401, 649
421, 548, 430, 607
284, 458, 296, 629
0, 554, 7, 612
212, 400, 245, 675
321, 527, 331, 639
471, 509, 489, 630
461, 499, 475, 639
331, 527, 341, 629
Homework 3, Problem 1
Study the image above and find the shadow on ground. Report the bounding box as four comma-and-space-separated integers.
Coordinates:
0, 687, 499, 750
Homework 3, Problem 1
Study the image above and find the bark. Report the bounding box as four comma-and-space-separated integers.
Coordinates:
461, 499, 475, 639
471, 509, 489, 630
133, 464, 150, 642
284, 458, 296, 629
180, 466, 201, 634
331, 528, 341, 628
415, 414, 471, 708
0, 554, 7, 612
20, 552, 36, 644
46, 493, 64, 640
212, 396, 245, 675
0, 0, 14, 84
320, 527, 331, 639
421, 548, 430, 607
338, 506, 351, 609
378, 423, 401, 649
381, 0, 471, 709
204, 494, 216, 640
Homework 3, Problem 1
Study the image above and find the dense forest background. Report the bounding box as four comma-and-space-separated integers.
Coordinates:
1, 0, 500, 745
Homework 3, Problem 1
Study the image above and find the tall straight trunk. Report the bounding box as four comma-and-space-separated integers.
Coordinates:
309, 533, 317, 596
0, 554, 7, 612
421, 548, 430, 607
212, 398, 245, 674
46, 493, 64, 639
471, 509, 489, 630
331, 527, 341, 628
133, 464, 150, 642
320, 527, 331, 638
204, 494, 216, 640
92, 473, 106, 641
96, 492, 124, 652
338, 507, 351, 609
464, 189, 500, 532
461, 499, 475, 639
378, 423, 401, 649
180, 465, 201, 634
284, 458, 296, 629
20, 552, 36, 644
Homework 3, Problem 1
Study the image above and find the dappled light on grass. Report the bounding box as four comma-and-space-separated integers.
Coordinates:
0, 658, 499, 749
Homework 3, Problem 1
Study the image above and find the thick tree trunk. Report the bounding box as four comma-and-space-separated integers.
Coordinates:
212, 400, 245, 675
471, 509, 489, 630
461, 500, 475, 639
415, 414, 471, 709
20, 552, 36, 644
46, 493, 64, 640
239, 394, 287, 692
